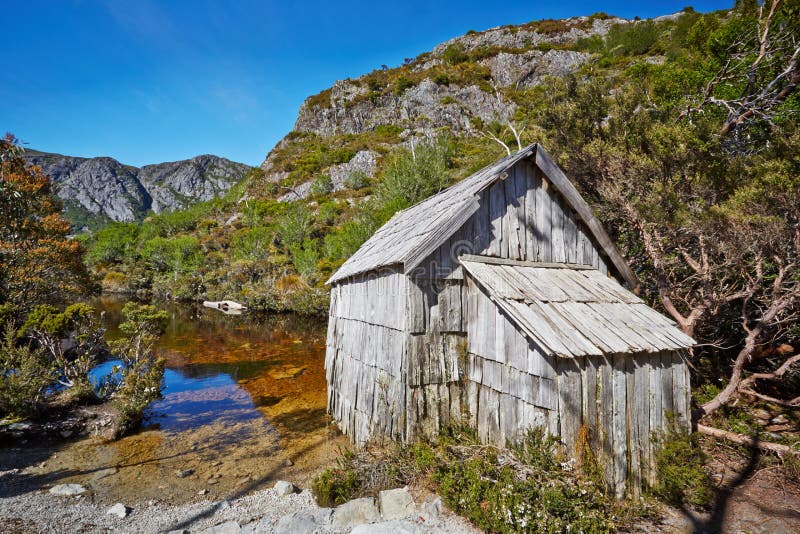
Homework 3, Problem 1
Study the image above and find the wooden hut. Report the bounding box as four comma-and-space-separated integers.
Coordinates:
325, 144, 695, 495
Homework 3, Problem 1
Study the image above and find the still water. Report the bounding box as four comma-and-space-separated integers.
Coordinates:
6, 297, 346, 505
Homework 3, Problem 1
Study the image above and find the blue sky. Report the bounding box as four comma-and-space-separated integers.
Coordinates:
1, 1, 732, 167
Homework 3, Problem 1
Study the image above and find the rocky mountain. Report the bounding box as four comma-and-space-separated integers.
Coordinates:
25, 150, 251, 229
287, 15, 625, 142
257, 13, 638, 198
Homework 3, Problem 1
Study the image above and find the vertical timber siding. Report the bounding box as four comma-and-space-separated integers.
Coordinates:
410, 159, 609, 282
463, 278, 691, 496
326, 269, 407, 444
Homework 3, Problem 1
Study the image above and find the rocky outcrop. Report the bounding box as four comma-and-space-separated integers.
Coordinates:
25, 150, 251, 226
289, 16, 629, 142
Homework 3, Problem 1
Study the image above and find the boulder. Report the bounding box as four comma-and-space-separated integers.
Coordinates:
332, 497, 380, 529
106, 503, 129, 519
275, 508, 333, 534
273, 480, 295, 497
379, 487, 415, 520
49, 483, 87, 496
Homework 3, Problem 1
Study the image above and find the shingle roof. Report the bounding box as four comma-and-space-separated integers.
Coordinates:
461, 257, 695, 358
327, 144, 638, 288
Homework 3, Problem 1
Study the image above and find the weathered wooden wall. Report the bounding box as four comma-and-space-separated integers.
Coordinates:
409, 158, 609, 281
463, 278, 692, 496
403, 157, 613, 441
404, 277, 467, 440
326, 269, 407, 444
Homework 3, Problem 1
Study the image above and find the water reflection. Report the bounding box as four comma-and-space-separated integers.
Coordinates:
2, 296, 346, 505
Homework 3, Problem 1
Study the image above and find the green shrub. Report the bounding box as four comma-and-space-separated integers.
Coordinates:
375, 137, 454, 209
344, 170, 369, 190
0, 323, 53, 418
394, 76, 415, 95
442, 43, 468, 65
310, 175, 334, 195
274, 203, 313, 247
653, 423, 713, 507
21, 303, 106, 398
432, 73, 450, 85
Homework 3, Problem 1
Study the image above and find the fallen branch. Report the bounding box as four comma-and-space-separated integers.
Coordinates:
697, 424, 799, 457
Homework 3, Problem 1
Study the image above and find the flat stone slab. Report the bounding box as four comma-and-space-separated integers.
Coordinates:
332, 497, 380, 529
275, 508, 333, 534
379, 486, 415, 520
49, 484, 87, 496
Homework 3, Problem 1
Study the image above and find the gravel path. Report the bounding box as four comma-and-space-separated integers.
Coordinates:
0, 469, 478, 533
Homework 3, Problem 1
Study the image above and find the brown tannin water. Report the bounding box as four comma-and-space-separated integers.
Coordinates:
0, 297, 345, 505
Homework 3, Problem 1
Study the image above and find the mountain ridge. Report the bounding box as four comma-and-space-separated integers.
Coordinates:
25, 149, 251, 230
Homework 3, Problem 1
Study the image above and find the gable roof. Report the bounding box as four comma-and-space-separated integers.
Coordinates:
328, 144, 638, 288
461, 257, 695, 358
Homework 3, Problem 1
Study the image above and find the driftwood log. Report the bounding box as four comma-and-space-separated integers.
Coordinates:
697, 424, 799, 457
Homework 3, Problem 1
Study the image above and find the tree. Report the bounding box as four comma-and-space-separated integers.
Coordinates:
679, 0, 800, 139
21, 303, 106, 398
105, 302, 167, 436
0, 134, 94, 312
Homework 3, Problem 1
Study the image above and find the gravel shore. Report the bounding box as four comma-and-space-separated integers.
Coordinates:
0, 468, 478, 533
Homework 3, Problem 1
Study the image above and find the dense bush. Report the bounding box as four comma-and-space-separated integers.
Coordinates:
0, 323, 53, 417
653, 424, 713, 507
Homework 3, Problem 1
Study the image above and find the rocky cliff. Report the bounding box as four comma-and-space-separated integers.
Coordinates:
25, 151, 251, 228
288, 15, 626, 142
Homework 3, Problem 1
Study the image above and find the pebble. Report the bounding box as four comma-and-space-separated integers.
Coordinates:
106, 503, 129, 519
175, 469, 195, 478
208, 479, 220, 485
273, 480, 295, 497
198, 489, 209, 496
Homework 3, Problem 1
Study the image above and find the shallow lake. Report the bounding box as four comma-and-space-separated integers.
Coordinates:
1, 296, 346, 505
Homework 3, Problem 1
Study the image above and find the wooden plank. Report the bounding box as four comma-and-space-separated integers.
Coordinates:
459, 254, 594, 270
441, 282, 463, 332
535, 171, 552, 262
661, 351, 674, 421
535, 145, 638, 289
626, 356, 641, 497
564, 207, 579, 264
634, 353, 652, 492
550, 189, 566, 263
612, 353, 628, 498
672, 352, 690, 430
473, 192, 492, 255
557, 358, 582, 453
489, 181, 506, 257
504, 174, 522, 260
584, 356, 599, 454
524, 160, 538, 261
